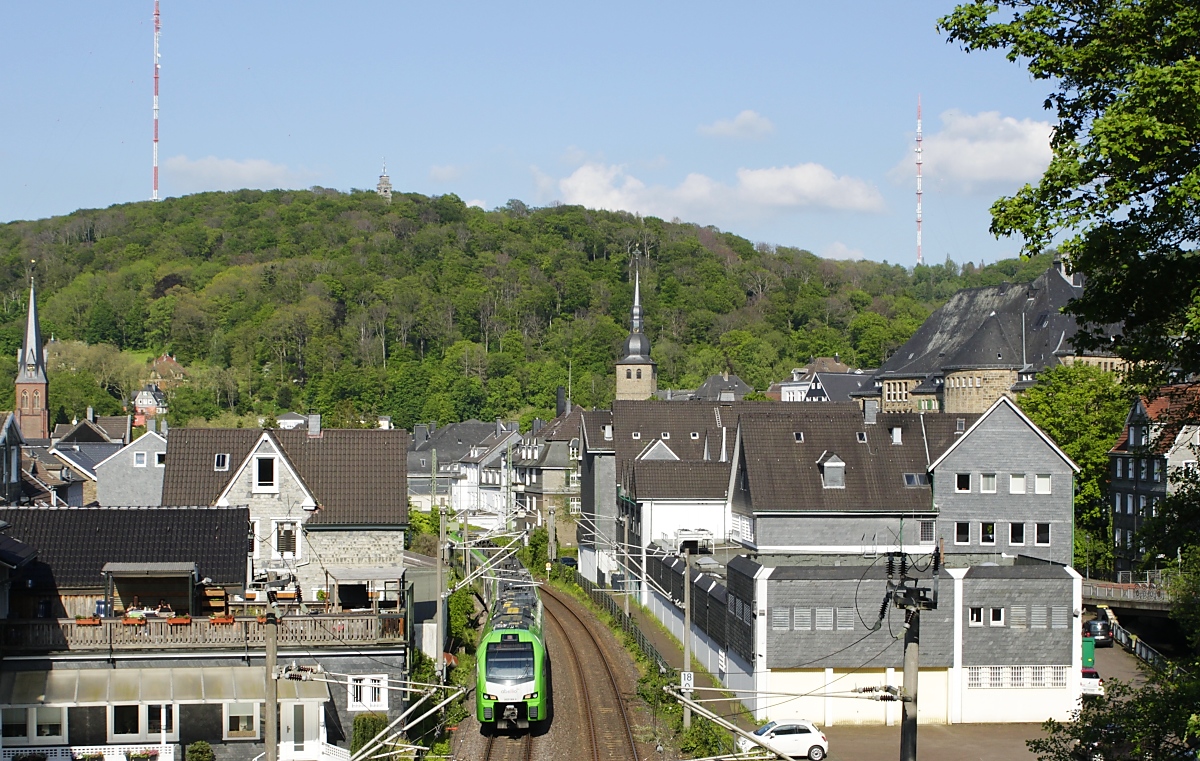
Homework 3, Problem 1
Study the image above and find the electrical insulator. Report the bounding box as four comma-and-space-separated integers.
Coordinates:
878, 596, 889, 622
904, 609, 915, 627
932, 548, 941, 574
886, 554, 895, 577
879, 694, 897, 702
899, 554, 908, 577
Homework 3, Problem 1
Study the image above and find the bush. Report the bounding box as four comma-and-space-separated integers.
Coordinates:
351, 712, 389, 755
184, 742, 214, 761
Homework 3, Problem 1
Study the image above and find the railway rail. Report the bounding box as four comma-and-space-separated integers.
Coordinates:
540, 586, 639, 761
483, 731, 534, 761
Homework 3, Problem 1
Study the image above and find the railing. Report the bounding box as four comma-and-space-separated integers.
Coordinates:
0, 744, 174, 761
1082, 581, 1172, 606
1110, 621, 1184, 675
1, 614, 405, 653
571, 569, 677, 680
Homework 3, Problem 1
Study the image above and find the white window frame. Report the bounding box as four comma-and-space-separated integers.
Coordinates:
0, 706, 67, 746
980, 522, 996, 546
990, 607, 1005, 627
214, 453, 230, 472
1035, 474, 1052, 494
1009, 474, 1026, 494
348, 676, 389, 712
272, 519, 301, 560
955, 473, 971, 493
954, 521, 970, 545
134, 451, 147, 468
108, 703, 179, 743
223, 702, 260, 741
1035, 522, 1051, 546
980, 473, 997, 493
254, 455, 280, 494
155, 451, 166, 467
1009, 522, 1025, 546
569, 497, 581, 515
968, 607, 983, 627
919, 520, 935, 544
251, 519, 261, 560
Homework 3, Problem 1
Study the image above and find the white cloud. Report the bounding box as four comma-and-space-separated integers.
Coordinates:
893, 109, 1052, 193
465, 199, 487, 209
551, 161, 884, 220
821, 241, 864, 261
163, 155, 314, 193
429, 164, 463, 182
698, 110, 775, 139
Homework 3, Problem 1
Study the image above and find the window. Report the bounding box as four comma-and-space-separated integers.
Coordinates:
155, 452, 166, 467
625, 369, 632, 379
1, 706, 66, 745
1139, 459, 1147, 480
569, 498, 581, 515
981, 522, 996, 545
110, 704, 177, 743
214, 453, 229, 471
857, 432, 868, 443
981, 474, 997, 493
793, 607, 811, 631
1153, 460, 1161, 482
1035, 474, 1052, 494
771, 608, 790, 631
631, 432, 641, 440
956, 418, 966, 432
903, 473, 929, 487
836, 607, 854, 631
225, 703, 258, 740
990, 607, 1005, 627
255, 456, 278, 492
1051, 666, 1068, 687
134, 451, 147, 468
1114, 493, 1122, 513
919, 520, 935, 544
274, 521, 299, 559
889, 427, 902, 445
1126, 494, 1134, 515
1116, 458, 1124, 479
1139, 495, 1147, 515
689, 432, 699, 440
1031, 606, 1047, 628
955, 473, 971, 492
1010, 522, 1025, 546
793, 432, 804, 443
636, 369, 642, 379
968, 667, 982, 688
349, 675, 388, 711
1010, 474, 1026, 494
112, 705, 139, 736
815, 608, 834, 631
969, 607, 983, 626
659, 432, 670, 440
955, 522, 970, 544
1035, 523, 1051, 546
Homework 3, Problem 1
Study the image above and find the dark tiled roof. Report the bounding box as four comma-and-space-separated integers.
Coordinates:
632, 461, 730, 500
539, 405, 584, 442
612, 400, 766, 484
808, 372, 872, 402
0, 533, 36, 569
162, 428, 410, 526
96, 416, 132, 443
691, 374, 753, 401
581, 410, 614, 451
57, 420, 111, 444
0, 505, 249, 589
1112, 384, 1200, 455
965, 564, 1070, 579
737, 407, 978, 513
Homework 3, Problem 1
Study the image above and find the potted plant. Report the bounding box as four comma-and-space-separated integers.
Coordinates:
167, 614, 191, 625
122, 615, 146, 625
74, 614, 101, 626
72, 753, 104, 761
126, 750, 159, 761
13, 752, 48, 761
209, 612, 235, 625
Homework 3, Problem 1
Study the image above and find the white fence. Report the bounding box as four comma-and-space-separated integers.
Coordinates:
0, 745, 174, 761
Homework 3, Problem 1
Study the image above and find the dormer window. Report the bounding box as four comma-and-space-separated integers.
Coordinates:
820, 454, 845, 489
856, 432, 867, 443
632, 432, 641, 440
690, 432, 699, 440
214, 453, 229, 471
794, 432, 804, 443
903, 473, 929, 487
889, 427, 902, 445
661, 432, 670, 440
957, 418, 966, 432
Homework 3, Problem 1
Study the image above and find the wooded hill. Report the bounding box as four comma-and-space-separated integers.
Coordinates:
0, 188, 1052, 429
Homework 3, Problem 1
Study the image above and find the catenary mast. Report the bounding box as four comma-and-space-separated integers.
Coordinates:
152, 0, 161, 201
915, 97, 923, 266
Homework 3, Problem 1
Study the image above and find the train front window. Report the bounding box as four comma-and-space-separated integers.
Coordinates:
486, 642, 535, 684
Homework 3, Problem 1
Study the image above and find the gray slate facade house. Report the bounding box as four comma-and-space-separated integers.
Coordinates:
854, 262, 1122, 415
798, 371, 872, 402
161, 419, 409, 598
0, 412, 26, 505
449, 421, 522, 530
96, 430, 168, 506
1108, 385, 1200, 572
645, 550, 1081, 725
514, 404, 583, 541
407, 419, 497, 511
929, 397, 1079, 567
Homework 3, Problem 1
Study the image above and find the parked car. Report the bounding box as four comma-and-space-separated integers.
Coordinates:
737, 719, 828, 760
1081, 667, 1104, 697
1084, 619, 1114, 647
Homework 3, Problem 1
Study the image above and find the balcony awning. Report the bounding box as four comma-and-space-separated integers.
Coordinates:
102, 562, 197, 578
0, 666, 329, 706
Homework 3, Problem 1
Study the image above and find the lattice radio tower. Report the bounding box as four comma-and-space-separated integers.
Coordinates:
912, 97, 921, 265
152, 0, 161, 201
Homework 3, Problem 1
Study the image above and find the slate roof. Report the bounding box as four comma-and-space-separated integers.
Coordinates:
0, 533, 36, 569
538, 405, 583, 442
807, 372, 872, 402
869, 265, 1109, 384
736, 406, 980, 513
55, 420, 112, 444
0, 505, 249, 589
632, 461, 730, 500
161, 427, 410, 527
49, 442, 122, 479
581, 410, 614, 452
691, 374, 753, 401
408, 420, 498, 473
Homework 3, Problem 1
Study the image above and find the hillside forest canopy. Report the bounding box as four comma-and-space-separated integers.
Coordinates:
0, 188, 1054, 429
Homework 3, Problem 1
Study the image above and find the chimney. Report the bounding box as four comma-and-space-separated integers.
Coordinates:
414, 424, 429, 444
160, 419, 168, 437
496, 418, 503, 436
834, 352, 840, 364
377, 416, 392, 430
722, 369, 729, 382
556, 386, 566, 418
307, 414, 321, 437
147, 418, 156, 433
532, 418, 545, 435
86, 406, 94, 423
864, 400, 878, 425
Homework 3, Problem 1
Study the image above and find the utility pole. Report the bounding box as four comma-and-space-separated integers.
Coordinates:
505, 439, 513, 534
436, 503, 447, 685
682, 546, 692, 729
265, 609, 278, 761
548, 504, 556, 563
623, 514, 630, 618
900, 610, 920, 761
884, 546, 939, 761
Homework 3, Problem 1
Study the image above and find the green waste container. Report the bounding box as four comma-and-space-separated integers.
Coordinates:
1082, 636, 1095, 668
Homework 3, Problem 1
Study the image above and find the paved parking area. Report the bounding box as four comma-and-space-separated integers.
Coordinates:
824, 722, 1043, 760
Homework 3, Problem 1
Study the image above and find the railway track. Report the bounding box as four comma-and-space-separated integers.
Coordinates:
483, 731, 534, 761
541, 586, 639, 761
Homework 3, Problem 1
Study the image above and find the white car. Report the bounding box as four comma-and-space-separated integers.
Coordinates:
1081, 667, 1105, 697
737, 719, 828, 760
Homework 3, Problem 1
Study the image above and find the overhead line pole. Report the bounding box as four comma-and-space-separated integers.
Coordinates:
152, 0, 161, 201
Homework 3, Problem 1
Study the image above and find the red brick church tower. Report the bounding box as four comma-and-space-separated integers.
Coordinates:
14, 280, 48, 440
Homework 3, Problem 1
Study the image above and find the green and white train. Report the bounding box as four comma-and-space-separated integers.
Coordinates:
475, 559, 548, 730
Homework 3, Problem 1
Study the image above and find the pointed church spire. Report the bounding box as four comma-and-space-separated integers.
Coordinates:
631, 267, 644, 334
18, 279, 46, 384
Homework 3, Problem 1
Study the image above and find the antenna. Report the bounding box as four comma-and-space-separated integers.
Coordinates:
152, 0, 161, 201
915, 96, 923, 266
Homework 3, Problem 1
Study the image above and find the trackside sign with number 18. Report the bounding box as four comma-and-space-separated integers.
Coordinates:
680, 671, 694, 691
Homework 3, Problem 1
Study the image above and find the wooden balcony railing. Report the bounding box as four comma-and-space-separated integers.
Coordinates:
1, 614, 405, 653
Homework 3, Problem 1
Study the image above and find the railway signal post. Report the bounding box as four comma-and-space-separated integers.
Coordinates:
436, 503, 447, 684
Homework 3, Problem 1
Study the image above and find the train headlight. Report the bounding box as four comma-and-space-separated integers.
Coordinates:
523, 692, 538, 700
484, 694, 498, 701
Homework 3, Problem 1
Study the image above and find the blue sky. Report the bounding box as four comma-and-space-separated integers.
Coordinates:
0, 2, 1056, 265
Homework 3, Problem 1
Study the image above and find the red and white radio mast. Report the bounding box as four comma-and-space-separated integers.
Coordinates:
152, 0, 161, 201
912, 97, 921, 266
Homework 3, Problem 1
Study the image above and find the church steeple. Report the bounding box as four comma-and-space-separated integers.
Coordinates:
376, 159, 393, 204
615, 264, 657, 400
15, 279, 49, 440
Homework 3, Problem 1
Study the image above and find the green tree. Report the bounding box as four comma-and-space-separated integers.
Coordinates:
1018, 364, 1129, 570
939, 1, 1200, 382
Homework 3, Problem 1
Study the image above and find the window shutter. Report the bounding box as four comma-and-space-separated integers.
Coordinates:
1051, 607, 1069, 629
793, 608, 811, 631
836, 608, 854, 631
815, 608, 834, 631
1009, 606, 1027, 629
771, 608, 790, 631
1030, 607, 1047, 629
